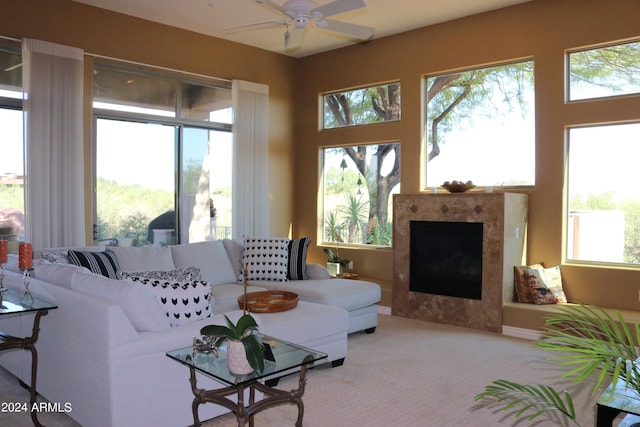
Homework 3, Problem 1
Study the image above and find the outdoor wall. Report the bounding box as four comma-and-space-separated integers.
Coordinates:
294, 0, 640, 310
2, 0, 297, 241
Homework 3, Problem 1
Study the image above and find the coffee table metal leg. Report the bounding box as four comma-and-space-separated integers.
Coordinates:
187, 354, 315, 427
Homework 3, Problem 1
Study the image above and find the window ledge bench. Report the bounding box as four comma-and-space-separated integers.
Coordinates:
502, 302, 640, 340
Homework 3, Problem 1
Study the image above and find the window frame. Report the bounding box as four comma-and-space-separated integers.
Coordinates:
423, 59, 536, 190
319, 141, 400, 249
321, 81, 401, 130
91, 62, 232, 245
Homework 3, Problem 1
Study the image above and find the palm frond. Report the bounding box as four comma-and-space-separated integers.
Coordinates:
474, 380, 579, 425
537, 304, 640, 395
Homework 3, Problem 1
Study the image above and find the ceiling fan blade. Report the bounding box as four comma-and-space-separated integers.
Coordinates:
225, 19, 288, 31
313, 0, 366, 18
319, 19, 374, 40
285, 26, 306, 50
255, 0, 285, 13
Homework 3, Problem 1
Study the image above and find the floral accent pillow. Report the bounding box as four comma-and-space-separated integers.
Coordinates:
514, 263, 544, 303
525, 265, 567, 305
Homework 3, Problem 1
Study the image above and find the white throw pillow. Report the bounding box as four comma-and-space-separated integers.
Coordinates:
222, 238, 244, 281
70, 270, 170, 332
171, 240, 237, 286
109, 246, 176, 272
242, 237, 289, 282
127, 277, 212, 327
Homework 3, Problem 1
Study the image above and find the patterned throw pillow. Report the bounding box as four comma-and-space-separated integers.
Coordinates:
287, 237, 310, 280
525, 265, 567, 305
514, 263, 544, 303
116, 266, 201, 282
68, 249, 120, 279
40, 251, 71, 264
242, 237, 289, 282
129, 277, 213, 326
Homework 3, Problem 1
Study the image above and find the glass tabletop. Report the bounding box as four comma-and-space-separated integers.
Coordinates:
0, 289, 58, 315
597, 380, 640, 416
166, 335, 328, 386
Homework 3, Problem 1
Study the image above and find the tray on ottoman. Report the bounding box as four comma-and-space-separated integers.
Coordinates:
238, 290, 299, 313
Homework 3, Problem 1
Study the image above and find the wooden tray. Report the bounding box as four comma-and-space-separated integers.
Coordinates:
237, 290, 299, 313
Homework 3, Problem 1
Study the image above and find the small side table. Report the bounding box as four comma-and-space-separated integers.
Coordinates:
0, 288, 58, 427
167, 335, 327, 427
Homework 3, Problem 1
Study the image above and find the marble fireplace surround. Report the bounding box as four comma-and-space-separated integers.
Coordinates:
392, 193, 528, 333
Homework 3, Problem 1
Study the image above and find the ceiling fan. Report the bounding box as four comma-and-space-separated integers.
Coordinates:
226, 0, 375, 50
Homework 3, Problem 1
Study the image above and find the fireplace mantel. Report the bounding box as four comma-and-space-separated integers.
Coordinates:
392, 193, 528, 333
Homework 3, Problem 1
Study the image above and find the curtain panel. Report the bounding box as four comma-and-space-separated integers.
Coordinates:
23, 39, 85, 249
231, 80, 269, 238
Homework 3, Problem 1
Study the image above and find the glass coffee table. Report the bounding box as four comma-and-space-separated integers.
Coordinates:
167, 335, 327, 427
0, 288, 58, 427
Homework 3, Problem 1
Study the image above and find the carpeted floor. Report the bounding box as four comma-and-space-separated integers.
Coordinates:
0, 314, 612, 426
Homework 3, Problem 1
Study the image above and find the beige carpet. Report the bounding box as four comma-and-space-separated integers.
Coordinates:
0, 314, 609, 426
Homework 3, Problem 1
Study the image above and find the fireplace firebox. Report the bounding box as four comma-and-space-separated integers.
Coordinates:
410, 221, 483, 300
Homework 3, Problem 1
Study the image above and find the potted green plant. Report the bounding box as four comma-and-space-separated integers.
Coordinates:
475, 304, 640, 426
200, 314, 265, 375
323, 247, 350, 277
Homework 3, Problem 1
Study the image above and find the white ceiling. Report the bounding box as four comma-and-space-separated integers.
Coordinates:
73, 0, 533, 58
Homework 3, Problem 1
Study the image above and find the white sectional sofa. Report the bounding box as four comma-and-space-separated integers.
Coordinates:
0, 238, 381, 427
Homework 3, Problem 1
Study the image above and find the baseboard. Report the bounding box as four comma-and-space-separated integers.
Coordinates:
501, 325, 541, 341
377, 305, 391, 316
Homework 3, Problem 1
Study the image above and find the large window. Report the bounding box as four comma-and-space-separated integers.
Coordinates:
567, 123, 640, 266
322, 82, 400, 129
0, 46, 24, 242
321, 143, 400, 247
566, 40, 640, 267
424, 60, 535, 188
93, 64, 232, 246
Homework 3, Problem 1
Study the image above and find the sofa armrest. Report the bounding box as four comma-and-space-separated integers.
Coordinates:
307, 263, 331, 280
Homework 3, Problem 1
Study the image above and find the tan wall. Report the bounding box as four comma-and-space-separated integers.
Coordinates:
3, 0, 297, 241
4, 0, 640, 311
294, 0, 640, 309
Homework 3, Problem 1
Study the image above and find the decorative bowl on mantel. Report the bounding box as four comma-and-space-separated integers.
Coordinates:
442, 180, 475, 193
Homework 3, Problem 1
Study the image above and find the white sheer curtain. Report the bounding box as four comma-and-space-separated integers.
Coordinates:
231, 80, 269, 238
22, 39, 85, 249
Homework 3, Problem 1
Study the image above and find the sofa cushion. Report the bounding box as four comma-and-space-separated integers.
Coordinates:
109, 245, 175, 272
34, 260, 86, 288
70, 270, 171, 332
116, 266, 201, 282
209, 283, 268, 314
68, 249, 120, 279
249, 278, 381, 312
287, 237, 310, 280
242, 237, 289, 282
128, 277, 213, 326
171, 240, 237, 286
222, 238, 244, 280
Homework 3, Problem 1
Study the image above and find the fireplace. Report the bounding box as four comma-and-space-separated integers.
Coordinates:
410, 221, 483, 300
393, 193, 528, 332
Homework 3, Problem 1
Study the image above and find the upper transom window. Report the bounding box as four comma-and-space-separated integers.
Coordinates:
569, 40, 640, 101
322, 82, 400, 129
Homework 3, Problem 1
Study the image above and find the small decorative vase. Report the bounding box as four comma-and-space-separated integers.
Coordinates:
327, 262, 342, 277
226, 339, 254, 375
